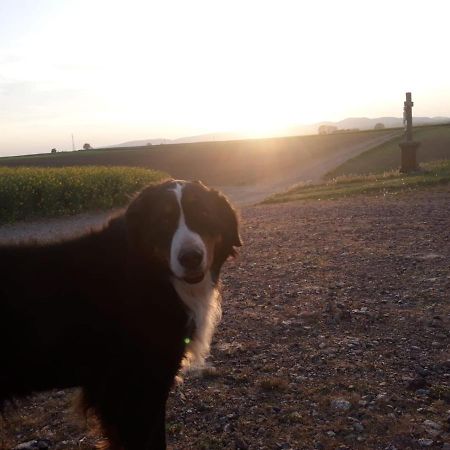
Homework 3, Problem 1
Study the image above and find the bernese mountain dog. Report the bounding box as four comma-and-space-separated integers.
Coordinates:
0, 179, 241, 450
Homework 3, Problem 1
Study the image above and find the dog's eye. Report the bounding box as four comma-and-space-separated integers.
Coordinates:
158, 206, 177, 227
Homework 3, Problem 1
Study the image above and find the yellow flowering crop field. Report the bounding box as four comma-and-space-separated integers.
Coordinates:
0, 166, 167, 223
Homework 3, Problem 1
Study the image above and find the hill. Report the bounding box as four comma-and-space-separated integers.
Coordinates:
102, 116, 449, 148
0, 129, 399, 188
326, 124, 450, 178
316, 116, 449, 132
108, 132, 243, 148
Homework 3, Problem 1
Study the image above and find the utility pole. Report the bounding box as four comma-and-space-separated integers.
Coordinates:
71, 134, 75, 151
399, 92, 420, 172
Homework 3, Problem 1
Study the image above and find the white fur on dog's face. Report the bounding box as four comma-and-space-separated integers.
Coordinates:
168, 181, 221, 369
169, 182, 208, 283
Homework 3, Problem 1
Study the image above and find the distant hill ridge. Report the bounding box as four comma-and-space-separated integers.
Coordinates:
316, 116, 450, 131
108, 116, 450, 148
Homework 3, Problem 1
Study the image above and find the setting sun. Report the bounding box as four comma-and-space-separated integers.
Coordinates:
1, 0, 450, 155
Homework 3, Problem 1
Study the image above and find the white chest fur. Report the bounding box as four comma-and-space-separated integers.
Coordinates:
172, 273, 221, 368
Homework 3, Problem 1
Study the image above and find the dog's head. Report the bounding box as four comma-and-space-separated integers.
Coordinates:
125, 179, 242, 283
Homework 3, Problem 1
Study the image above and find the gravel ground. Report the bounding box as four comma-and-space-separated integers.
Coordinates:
0, 211, 112, 244
1, 187, 449, 450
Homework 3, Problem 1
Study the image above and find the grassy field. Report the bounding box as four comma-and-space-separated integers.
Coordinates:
326, 124, 450, 178
0, 129, 396, 186
0, 166, 166, 224
264, 159, 450, 203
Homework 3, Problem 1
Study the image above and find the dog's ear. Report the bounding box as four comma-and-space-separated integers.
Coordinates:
125, 179, 174, 232
212, 189, 242, 257
125, 183, 162, 248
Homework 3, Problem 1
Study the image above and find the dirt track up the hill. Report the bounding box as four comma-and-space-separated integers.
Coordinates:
219, 130, 401, 205
1, 187, 449, 449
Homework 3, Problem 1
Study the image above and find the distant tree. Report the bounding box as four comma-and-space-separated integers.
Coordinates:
318, 125, 338, 135
146, 142, 153, 147
374, 123, 385, 130
333, 128, 360, 134
83, 143, 93, 150
51, 148, 57, 154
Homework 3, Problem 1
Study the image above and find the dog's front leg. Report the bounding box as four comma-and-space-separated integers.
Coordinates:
102, 403, 167, 450
84, 378, 170, 450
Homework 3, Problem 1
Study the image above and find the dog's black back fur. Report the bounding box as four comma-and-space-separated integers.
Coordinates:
0, 180, 241, 450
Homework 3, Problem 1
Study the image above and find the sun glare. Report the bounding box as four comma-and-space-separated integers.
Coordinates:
1, 0, 450, 154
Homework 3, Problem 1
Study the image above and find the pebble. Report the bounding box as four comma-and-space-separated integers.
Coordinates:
14, 441, 51, 450
418, 253, 443, 260
416, 389, 430, 397
375, 393, 388, 403
423, 419, 442, 437
331, 399, 352, 411
417, 438, 434, 447
15, 443, 39, 450
416, 367, 432, 377
423, 419, 442, 431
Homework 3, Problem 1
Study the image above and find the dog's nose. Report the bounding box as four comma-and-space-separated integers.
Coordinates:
178, 249, 203, 271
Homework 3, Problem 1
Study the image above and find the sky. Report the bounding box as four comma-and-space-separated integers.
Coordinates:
1, 0, 450, 156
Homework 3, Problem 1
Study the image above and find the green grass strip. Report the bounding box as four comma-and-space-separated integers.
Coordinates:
264, 160, 450, 204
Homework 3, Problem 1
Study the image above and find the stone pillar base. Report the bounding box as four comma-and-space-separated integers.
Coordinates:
399, 141, 420, 173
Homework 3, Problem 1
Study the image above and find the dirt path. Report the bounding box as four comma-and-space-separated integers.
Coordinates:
0, 210, 112, 243
219, 130, 401, 205
1, 188, 449, 450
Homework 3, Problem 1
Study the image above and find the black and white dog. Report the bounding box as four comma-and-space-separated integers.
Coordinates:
0, 179, 241, 450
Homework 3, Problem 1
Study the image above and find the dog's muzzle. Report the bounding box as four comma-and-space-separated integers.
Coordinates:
178, 248, 205, 284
